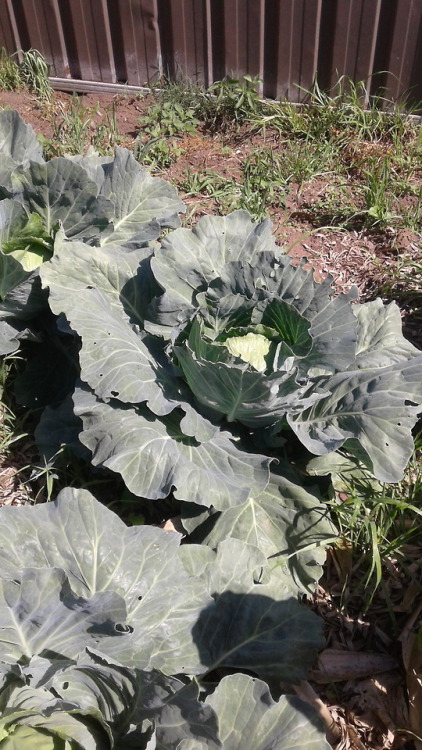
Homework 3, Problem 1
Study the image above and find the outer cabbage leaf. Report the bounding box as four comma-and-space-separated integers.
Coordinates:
353, 298, 421, 367
307, 451, 383, 498
41, 237, 183, 411
0, 155, 19, 195
34, 396, 89, 464
0, 214, 47, 350
230, 254, 347, 322
205, 674, 330, 750
0, 568, 127, 665
194, 473, 335, 591
0, 652, 220, 750
98, 147, 185, 244
179, 539, 268, 593
15, 333, 80, 409
147, 211, 280, 336
42, 233, 156, 326
0, 224, 47, 321
187, 541, 323, 681
0, 220, 32, 301
0, 488, 213, 674
0, 714, 92, 750
0, 684, 105, 750
289, 356, 422, 482
0, 110, 44, 168
65, 151, 112, 189
66, 148, 180, 247
12, 157, 113, 240
0, 319, 22, 355
48, 651, 221, 750
72, 385, 270, 509
180, 539, 323, 680
41, 238, 222, 434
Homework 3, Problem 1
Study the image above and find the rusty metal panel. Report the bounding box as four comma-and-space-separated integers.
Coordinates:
0, 0, 420, 112
4, 0, 25, 58
318, 0, 382, 99
108, 0, 160, 86
373, 0, 422, 106
157, 0, 208, 84
0, 2, 17, 56
210, 0, 265, 84
264, 0, 322, 100
5, 0, 69, 77
55, 0, 115, 82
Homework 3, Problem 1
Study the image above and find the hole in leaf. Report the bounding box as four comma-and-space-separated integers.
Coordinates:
62, 681, 69, 690
111, 390, 119, 397
115, 623, 133, 634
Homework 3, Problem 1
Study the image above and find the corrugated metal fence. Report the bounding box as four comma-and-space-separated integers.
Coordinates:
1, 0, 421, 107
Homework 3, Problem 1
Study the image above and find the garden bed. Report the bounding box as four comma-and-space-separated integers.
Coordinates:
0, 75, 420, 750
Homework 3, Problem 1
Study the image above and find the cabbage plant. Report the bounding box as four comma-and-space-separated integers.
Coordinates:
40, 211, 422, 506
0, 489, 330, 749
0, 109, 184, 357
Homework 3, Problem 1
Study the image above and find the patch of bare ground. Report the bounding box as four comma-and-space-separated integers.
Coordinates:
0, 88, 148, 142
305, 543, 422, 750
0, 405, 41, 506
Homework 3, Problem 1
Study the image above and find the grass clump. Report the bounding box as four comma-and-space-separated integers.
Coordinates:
326, 433, 422, 617
46, 95, 124, 157
139, 98, 200, 137
0, 47, 53, 104
19, 48, 52, 104
0, 48, 21, 91
196, 74, 264, 132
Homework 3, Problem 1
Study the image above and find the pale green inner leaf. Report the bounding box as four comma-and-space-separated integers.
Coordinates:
226, 332, 270, 372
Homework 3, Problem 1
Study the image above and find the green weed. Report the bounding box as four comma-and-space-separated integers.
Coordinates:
91, 101, 125, 154
328, 434, 422, 613
44, 96, 125, 158
196, 74, 263, 132
0, 48, 21, 91
239, 148, 285, 220
19, 48, 52, 104
149, 76, 203, 113
398, 188, 422, 232
139, 99, 199, 137
361, 157, 398, 228
134, 134, 182, 170
179, 168, 239, 212
306, 184, 360, 228
135, 91, 200, 170
277, 139, 338, 186
46, 94, 92, 156
0, 47, 52, 103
